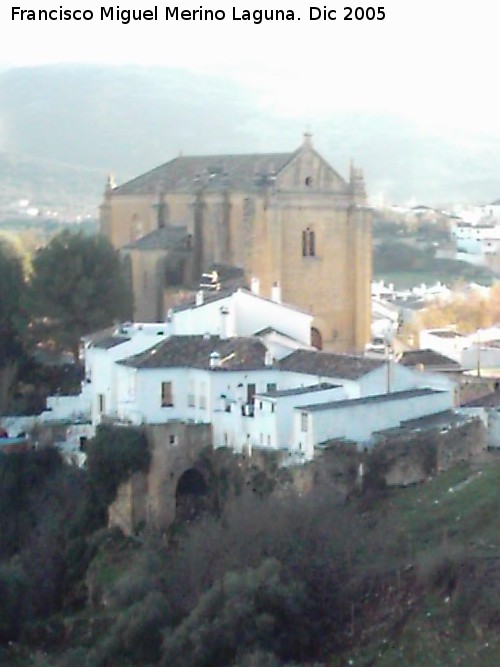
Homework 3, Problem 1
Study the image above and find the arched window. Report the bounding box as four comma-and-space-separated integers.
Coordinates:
311, 327, 323, 350
301, 228, 316, 257
309, 230, 315, 257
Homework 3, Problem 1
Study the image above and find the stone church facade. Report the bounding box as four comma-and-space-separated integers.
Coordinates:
100, 134, 372, 353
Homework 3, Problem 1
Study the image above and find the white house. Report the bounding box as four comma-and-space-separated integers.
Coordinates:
170, 287, 314, 356
40, 323, 171, 425
110, 338, 456, 460
419, 326, 500, 373
250, 383, 347, 454
37, 288, 457, 466
419, 329, 471, 363
291, 388, 454, 460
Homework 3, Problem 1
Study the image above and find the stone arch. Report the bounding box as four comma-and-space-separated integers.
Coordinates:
175, 467, 209, 521
311, 327, 323, 350
311, 316, 328, 350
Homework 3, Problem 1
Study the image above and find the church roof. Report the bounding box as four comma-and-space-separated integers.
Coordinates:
121, 225, 189, 250
279, 349, 385, 380
113, 152, 297, 195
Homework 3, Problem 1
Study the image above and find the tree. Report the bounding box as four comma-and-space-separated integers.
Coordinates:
0, 237, 26, 413
27, 231, 132, 360
161, 559, 307, 667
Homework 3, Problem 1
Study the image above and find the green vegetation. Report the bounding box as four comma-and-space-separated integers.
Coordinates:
373, 241, 496, 288
0, 229, 132, 414
27, 230, 132, 360
0, 236, 26, 413
86, 425, 150, 511
1, 438, 500, 666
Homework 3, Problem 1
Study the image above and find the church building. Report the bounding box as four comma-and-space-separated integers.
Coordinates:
100, 134, 372, 353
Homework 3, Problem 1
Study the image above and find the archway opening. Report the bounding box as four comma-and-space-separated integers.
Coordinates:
175, 468, 209, 521
311, 326, 323, 350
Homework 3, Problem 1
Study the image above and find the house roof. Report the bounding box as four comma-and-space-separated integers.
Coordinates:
462, 389, 500, 407
114, 152, 298, 196
118, 335, 268, 371
91, 335, 131, 350
82, 326, 132, 349
173, 287, 309, 316
279, 349, 384, 380
297, 388, 443, 412
258, 382, 339, 399
172, 288, 235, 313
427, 329, 466, 339
399, 349, 461, 370
121, 225, 189, 251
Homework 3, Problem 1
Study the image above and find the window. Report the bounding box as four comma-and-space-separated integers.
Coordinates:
247, 384, 256, 405
161, 381, 173, 407
305, 176, 312, 187
301, 411, 308, 432
271, 404, 275, 413
199, 382, 207, 410
309, 230, 316, 257
301, 228, 316, 257
98, 394, 105, 415
169, 434, 177, 446
267, 435, 271, 446
188, 381, 195, 407
267, 383, 277, 393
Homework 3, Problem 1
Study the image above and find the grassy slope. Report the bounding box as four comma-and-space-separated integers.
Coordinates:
335, 460, 500, 666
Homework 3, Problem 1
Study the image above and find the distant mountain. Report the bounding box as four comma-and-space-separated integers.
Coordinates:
0, 64, 499, 212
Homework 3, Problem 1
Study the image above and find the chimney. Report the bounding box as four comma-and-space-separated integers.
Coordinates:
195, 290, 204, 306
250, 276, 260, 295
209, 351, 221, 368
271, 282, 281, 303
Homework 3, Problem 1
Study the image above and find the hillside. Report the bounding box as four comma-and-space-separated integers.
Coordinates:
1, 65, 500, 212
1, 439, 500, 666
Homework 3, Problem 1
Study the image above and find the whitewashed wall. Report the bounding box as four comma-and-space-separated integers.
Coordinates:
172, 290, 312, 345
292, 389, 455, 457
250, 384, 347, 452
419, 330, 470, 363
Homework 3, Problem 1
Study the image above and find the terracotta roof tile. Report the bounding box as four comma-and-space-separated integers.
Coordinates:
279, 349, 384, 380
114, 152, 297, 195
399, 349, 461, 370
298, 388, 443, 412
121, 225, 189, 250
118, 335, 268, 371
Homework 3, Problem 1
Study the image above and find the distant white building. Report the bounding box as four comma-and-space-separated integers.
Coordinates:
419, 326, 500, 374
419, 329, 471, 364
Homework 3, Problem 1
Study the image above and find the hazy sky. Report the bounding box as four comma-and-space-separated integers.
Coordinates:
2, 0, 500, 131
